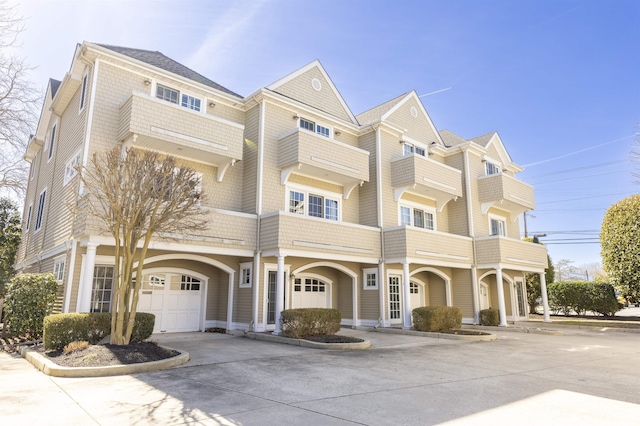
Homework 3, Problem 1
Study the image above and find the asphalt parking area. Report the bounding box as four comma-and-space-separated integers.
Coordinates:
2, 327, 639, 425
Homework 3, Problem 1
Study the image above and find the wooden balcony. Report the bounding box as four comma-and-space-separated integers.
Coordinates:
118, 92, 244, 182
384, 227, 473, 267
390, 155, 463, 211
260, 212, 380, 262
477, 173, 535, 218
278, 129, 369, 199
475, 236, 548, 271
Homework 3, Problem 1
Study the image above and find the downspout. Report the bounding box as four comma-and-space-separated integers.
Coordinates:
374, 124, 386, 327
463, 147, 480, 324
251, 97, 265, 331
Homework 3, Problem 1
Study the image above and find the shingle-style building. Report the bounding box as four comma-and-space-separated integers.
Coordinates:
16, 42, 550, 333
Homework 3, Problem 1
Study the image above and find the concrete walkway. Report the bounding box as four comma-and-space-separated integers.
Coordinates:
1, 327, 639, 425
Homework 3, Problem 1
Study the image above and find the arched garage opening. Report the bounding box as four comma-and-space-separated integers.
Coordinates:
134, 254, 235, 333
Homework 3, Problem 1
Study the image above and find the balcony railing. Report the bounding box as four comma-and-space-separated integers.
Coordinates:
260, 212, 380, 261
390, 155, 463, 210
278, 129, 369, 198
118, 92, 244, 182
475, 236, 548, 271
384, 227, 473, 267
477, 173, 535, 218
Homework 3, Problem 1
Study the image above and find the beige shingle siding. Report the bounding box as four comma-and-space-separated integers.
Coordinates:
385, 96, 440, 145
272, 67, 352, 122
451, 269, 474, 317
444, 152, 469, 236
358, 130, 378, 227
475, 237, 548, 267
242, 105, 259, 213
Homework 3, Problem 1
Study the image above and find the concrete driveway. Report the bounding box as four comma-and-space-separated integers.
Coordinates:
2, 327, 639, 425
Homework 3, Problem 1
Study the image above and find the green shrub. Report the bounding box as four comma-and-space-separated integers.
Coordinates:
480, 308, 500, 326
4, 273, 58, 337
548, 281, 621, 316
280, 308, 341, 339
43, 312, 155, 350
412, 306, 462, 332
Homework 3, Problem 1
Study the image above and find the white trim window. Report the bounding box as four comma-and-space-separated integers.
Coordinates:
287, 186, 340, 221
485, 162, 501, 176
363, 268, 378, 290
239, 262, 253, 288
53, 258, 66, 283
156, 83, 202, 112
399, 204, 435, 230
402, 142, 426, 157
25, 203, 33, 231
180, 275, 201, 291
79, 73, 89, 112
47, 123, 57, 161
489, 214, 506, 236
299, 117, 331, 138
64, 151, 82, 186
91, 265, 114, 313
34, 188, 47, 232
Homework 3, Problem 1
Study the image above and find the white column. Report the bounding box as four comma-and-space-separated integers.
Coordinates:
273, 255, 285, 334
540, 272, 551, 322
352, 276, 358, 328
78, 243, 98, 313
495, 268, 508, 327
378, 262, 386, 327
226, 272, 235, 332
445, 279, 452, 307
402, 262, 412, 329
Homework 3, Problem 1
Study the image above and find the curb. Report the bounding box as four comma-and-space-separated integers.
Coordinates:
20, 345, 190, 377
465, 325, 564, 336
232, 330, 372, 350
361, 326, 497, 341
516, 322, 640, 334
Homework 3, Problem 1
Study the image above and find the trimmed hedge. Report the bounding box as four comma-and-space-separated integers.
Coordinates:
480, 308, 500, 326
280, 308, 341, 339
43, 312, 155, 350
548, 281, 621, 316
412, 306, 462, 332
4, 273, 58, 337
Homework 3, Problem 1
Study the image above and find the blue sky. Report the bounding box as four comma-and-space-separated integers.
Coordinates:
16, 0, 639, 269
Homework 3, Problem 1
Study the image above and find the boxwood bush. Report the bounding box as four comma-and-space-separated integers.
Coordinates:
280, 308, 341, 339
480, 308, 500, 326
4, 273, 58, 337
412, 306, 462, 332
43, 312, 155, 350
548, 281, 620, 316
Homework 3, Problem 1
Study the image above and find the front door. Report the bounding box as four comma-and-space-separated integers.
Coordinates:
409, 282, 422, 312
388, 275, 402, 325
479, 283, 489, 311
515, 280, 527, 318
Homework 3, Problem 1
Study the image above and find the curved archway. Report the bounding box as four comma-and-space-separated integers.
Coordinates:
410, 266, 452, 306
291, 261, 358, 326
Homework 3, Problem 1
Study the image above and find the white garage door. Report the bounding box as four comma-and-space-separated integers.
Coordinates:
138, 272, 203, 333
292, 277, 330, 308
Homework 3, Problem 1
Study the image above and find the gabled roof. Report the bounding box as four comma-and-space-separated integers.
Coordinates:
439, 129, 468, 147
96, 43, 242, 98
265, 60, 358, 124
469, 131, 497, 148
355, 92, 409, 125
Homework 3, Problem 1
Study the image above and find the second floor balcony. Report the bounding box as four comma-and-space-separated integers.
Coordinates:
260, 212, 380, 261
384, 226, 473, 267
475, 236, 548, 271
477, 173, 535, 218
278, 129, 370, 199
390, 155, 463, 211
118, 92, 244, 182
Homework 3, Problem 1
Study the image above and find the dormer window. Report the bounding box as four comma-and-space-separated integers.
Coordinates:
299, 117, 330, 138
485, 162, 501, 175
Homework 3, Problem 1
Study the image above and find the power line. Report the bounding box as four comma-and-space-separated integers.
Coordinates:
537, 192, 632, 204
523, 160, 629, 179
530, 169, 634, 185
522, 135, 634, 168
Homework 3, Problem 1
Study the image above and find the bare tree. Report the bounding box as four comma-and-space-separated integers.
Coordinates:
554, 259, 575, 282
0, 1, 41, 199
78, 148, 208, 345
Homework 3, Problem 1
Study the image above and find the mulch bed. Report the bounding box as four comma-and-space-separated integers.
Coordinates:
441, 329, 489, 336
36, 342, 180, 368
303, 334, 364, 343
